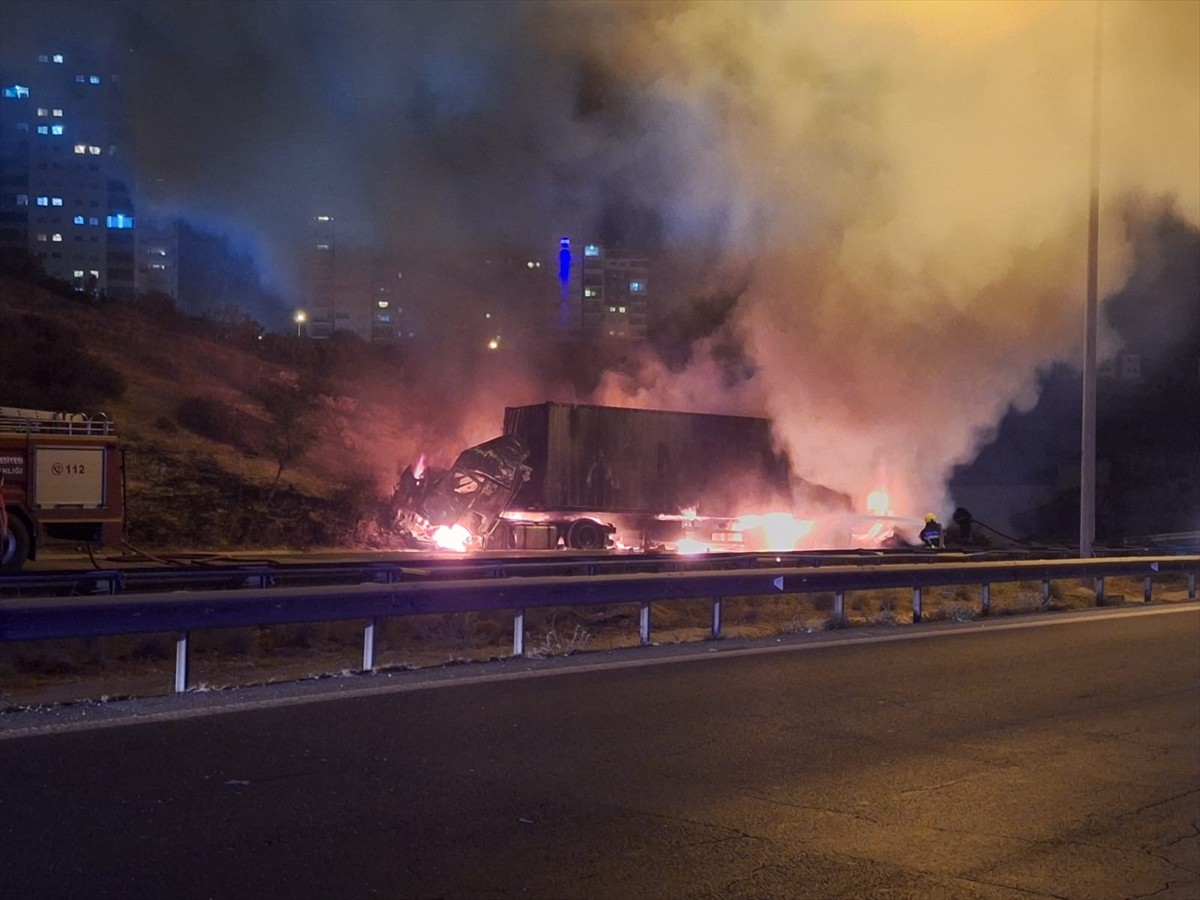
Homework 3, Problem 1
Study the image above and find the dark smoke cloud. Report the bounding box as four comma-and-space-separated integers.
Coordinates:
4, 1, 1197, 517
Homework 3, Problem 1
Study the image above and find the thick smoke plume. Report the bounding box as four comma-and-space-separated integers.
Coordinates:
4, 1, 1197, 517
585, 0, 1199, 515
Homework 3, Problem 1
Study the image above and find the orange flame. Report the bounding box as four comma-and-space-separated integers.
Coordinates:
734, 512, 815, 551
412, 454, 427, 480
431, 523, 472, 552
866, 488, 891, 516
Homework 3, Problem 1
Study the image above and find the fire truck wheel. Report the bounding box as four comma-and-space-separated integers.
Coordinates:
1, 515, 31, 573
567, 518, 607, 551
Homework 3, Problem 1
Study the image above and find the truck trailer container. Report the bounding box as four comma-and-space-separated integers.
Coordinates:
393, 402, 795, 551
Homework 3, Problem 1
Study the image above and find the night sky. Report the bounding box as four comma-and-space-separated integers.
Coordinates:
3, 0, 1197, 518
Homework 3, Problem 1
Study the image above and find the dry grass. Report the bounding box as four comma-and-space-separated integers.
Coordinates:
2, 575, 1194, 709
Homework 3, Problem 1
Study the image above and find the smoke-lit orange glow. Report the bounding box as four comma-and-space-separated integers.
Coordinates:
833, 0, 1047, 45
431, 524, 472, 552
734, 512, 815, 552
676, 537, 711, 555
412, 454, 427, 480
852, 520, 893, 546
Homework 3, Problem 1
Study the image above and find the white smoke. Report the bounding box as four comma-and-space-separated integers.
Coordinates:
578, 0, 1199, 516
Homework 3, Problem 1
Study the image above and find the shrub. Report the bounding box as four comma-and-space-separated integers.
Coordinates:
174, 395, 245, 448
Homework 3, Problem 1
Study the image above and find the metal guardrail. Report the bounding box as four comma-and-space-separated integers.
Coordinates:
0, 547, 1085, 598
2, 555, 1196, 695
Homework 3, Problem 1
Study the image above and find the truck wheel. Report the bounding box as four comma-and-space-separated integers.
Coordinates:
1, 515, 31, 573
567, 518, 608, 551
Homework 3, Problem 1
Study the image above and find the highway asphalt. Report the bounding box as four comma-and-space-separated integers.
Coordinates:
2, 605, 1197, 899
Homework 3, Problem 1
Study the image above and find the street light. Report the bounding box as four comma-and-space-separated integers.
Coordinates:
1080, 2, 1103, 558
294, 310, 307, 338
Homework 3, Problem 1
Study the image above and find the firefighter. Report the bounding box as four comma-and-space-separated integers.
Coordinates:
920, 512, 945, 549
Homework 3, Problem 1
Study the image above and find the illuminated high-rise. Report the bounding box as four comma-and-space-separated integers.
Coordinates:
565, 239, 650, 342
0, 50, 137, 298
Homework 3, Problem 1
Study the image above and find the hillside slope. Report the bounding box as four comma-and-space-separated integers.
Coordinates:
1, 277, 444, 553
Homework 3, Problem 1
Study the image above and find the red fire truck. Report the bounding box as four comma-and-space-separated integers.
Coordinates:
0, 407, 124, 573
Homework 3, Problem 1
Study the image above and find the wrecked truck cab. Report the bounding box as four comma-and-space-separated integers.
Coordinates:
393, 434, 531, 549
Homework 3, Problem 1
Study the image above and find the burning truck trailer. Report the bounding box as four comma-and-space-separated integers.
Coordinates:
392, 401, 904, 553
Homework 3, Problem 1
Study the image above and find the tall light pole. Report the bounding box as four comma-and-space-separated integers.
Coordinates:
1079, 2, 1103, 558
294, 310, 307, 338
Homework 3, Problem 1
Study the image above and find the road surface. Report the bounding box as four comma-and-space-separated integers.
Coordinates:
2, 605, 1197, 899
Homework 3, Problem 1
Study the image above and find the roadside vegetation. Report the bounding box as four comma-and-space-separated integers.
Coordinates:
0, 270, 408, 554
2, 574, 1192, 710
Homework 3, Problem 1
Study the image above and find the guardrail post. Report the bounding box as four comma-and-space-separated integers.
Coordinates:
513, 609, 525, 657
174, 631, 189, 693
1094, 576, 1106, 606
912, 587, 922, 624
710, 597, 723, 638
363, 617, 379, 671
1042, 579, 1051, 609
639, 600, 651, 645
1143, 576, 1152, 604
1189, 573, 1196, 600
834, 590, 845, 620
981, 584, 991, 617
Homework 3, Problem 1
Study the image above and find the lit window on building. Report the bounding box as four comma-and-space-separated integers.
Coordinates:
75, 75, 86, 83
584, 244, 601, 257
609, 306, 616, 313
38, 55, 48, 63
74, 144, 87, 154
36, 196, 48, 206
89, 75, 101, 84
89, 145, 101, 155
37, 107, 48, 117
4, 85, 31, 99
73, 269, 84, 278
630, 280, 645, 292
51, 197, 63, 206
53, 54, 64, 64
618, 306, 626, 314
52, 108, 63, 117
315, 243, 330, 250
106, 213, 133, 229
584, 288, 597, 298
51, 124, 64, 135
16, 194, 28, 206
73, 215, 85, 225
37, 125, 49, 135
36, 233, 47, 242
51, 233, 62, 242
17, 122, 29, 132
315, 215, 332, 222
377, 314, 391, 323
88, 217, 98, 225
377, 300, 389, 309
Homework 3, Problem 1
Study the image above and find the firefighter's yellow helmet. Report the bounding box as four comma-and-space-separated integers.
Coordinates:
924, 513, 937, 523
